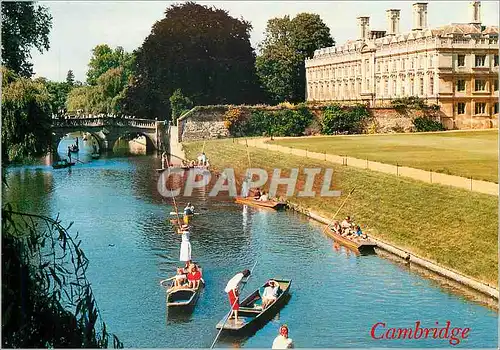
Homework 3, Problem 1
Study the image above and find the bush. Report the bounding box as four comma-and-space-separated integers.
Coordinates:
321, 104, 369, 135
413, 117, 446, 132
242, 106, 313, 137
223, 107, 247, 136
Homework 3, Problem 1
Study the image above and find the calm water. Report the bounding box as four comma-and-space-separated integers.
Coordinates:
3, 145, 498, 348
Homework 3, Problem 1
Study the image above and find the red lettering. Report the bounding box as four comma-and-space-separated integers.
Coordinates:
371, 322, 386, 339
385, 328, 396, 339
462, 328, 470, 339
414, 321, 423, 339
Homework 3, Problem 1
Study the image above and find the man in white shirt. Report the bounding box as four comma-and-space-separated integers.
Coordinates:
272, 325, 293, 349
262, 280, 280, 309
224, 269, 251, 322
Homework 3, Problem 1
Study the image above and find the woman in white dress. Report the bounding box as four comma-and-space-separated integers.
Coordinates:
179, 225, 192, 262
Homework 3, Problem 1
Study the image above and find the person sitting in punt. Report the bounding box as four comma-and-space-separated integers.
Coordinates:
174, 267, 187, 288
253, 188, 261, 199
189, 160, 196, 168
187, 263, 202, 289
262, 280, 280, 309
258, 191, 269, 201
354, 225, 368, 239
329, 220, 342, 234
340, 216, 353, 236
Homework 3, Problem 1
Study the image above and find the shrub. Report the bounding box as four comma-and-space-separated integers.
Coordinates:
413, 117, 446, 132
223, 107, 247, 136
242, 107, 313, 137
321, 104, 369, 135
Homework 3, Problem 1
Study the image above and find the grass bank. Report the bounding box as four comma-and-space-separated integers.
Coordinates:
184, 139, 498, 286
269, 130, 498, 183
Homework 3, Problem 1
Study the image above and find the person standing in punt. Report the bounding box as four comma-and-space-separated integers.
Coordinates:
67, 146, 72, 162
224, 269, 251, 323
179, 224, 191, 263
272, 325, 294, 349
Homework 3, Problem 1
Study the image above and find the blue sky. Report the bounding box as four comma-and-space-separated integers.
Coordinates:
31, 1, 499, 82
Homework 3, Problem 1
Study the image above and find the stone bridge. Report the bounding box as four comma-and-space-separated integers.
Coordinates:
52, 116, 169, 153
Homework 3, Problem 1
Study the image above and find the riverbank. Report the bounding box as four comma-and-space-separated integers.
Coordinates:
183, 139, 498, 287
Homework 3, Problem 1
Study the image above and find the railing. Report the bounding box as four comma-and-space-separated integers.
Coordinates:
52, 116, 157, 129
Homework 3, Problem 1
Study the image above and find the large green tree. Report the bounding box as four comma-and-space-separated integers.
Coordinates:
256, 13, 334, 103
67, 45, 133, 113
122, 2, 263, 119
86, 44, 134, 86
1, 68, 52, 163
1, 2, 52, 77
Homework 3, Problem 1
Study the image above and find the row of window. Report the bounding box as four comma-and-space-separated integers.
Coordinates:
457, 54, 499, 67
456, 79, 499, 92
457, 102, 499, 115
309, 54, 500, 81
308, 76, 436, 99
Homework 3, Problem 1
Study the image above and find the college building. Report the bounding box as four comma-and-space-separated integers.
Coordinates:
305, 1, 499, 129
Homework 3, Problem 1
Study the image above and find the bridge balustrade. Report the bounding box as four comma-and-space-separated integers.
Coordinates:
52, 116, 157, 129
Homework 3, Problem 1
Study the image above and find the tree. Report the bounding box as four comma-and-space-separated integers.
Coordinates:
122, 2, 263, 119
169, 89, 193, 121
66, 69, 75, 85
1, 67, 52, 163
86, 44, 134, 86
2, 204, 123, 348
256, 13, 334, 103
1, 2, 52, 77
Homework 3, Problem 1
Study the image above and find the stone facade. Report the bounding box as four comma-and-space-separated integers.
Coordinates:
305, 1, 499, 129
177, 107, 230, 142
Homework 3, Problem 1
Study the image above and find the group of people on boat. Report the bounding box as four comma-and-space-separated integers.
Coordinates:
329, 216, 368, 240
170, 260, 202, 291
249, 188, 269, 201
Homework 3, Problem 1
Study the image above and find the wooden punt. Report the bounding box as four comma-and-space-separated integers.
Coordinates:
234, 197, 287, 210
216, 278, 292, 333
162, 269, 204, 308
91, 153, 100, 160
52, 160, 75, 169
326, 226, 377, 255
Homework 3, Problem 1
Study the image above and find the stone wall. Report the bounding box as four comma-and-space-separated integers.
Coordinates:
177, 104, 449, 142
178, 106, 229, 142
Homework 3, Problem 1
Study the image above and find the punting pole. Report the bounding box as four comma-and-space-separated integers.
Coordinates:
171, 195, 182, 230
321, 187, 355, 235
209, 259, 258, 349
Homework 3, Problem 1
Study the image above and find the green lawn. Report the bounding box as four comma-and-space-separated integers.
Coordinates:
269, 130, 498, 183
184, 139, 498, 285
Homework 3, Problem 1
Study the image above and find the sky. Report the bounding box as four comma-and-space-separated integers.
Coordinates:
31, 1, 499, 82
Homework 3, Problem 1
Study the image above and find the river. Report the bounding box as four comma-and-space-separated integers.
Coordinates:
3, 142, 498, 348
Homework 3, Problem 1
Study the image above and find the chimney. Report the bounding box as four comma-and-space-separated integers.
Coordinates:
357, 16, 370, 41
386, 9, 401, 35
412, 3, 428, 30
469, 1, 481, 25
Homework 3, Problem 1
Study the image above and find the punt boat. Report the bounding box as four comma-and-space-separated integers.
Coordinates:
234, 197, 287, 210
91, 153, 100, 160
326, 226, 377, 254
52, 160, 75, 169
215, 278, 292, 333
161, 269, 204, 309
